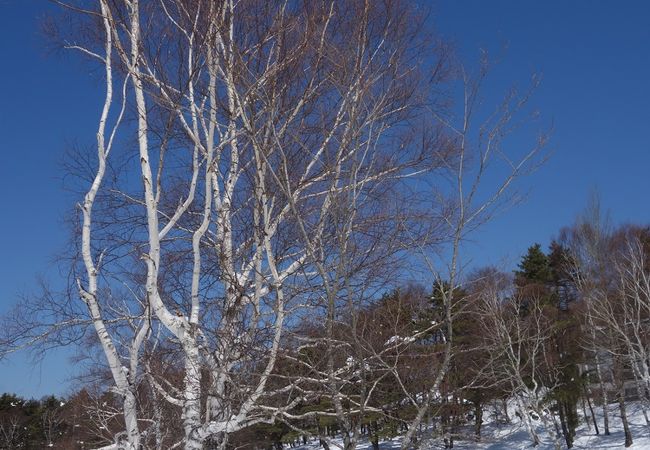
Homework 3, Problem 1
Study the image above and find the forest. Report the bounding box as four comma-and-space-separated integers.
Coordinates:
3, 217, 650, 449
0, 1, 648, 449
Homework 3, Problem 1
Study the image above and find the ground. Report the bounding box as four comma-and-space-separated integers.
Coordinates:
294, 401, 650, 449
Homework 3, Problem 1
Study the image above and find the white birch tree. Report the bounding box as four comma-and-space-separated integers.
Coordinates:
1, 1, 450, 448
0, 2, 546, 449
474, 274, 563, 449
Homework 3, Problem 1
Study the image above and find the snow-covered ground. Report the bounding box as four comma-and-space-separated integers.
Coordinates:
295, 401, 650, 449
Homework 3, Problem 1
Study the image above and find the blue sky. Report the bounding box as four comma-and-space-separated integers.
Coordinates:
0, 0, 101, 398
0, 0, 649, 398
433, 0, 650, 267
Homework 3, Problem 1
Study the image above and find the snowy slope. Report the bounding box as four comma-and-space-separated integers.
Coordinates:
295, 401, 650, 449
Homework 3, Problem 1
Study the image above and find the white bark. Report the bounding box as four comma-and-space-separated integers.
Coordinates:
40, 2, 545, 448
77, 1, 142, 447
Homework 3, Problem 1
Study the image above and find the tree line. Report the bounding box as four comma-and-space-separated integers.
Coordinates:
4, 209, 649, 449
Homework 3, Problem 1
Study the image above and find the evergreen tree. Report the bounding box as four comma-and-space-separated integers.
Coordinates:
515, 243, 552, 286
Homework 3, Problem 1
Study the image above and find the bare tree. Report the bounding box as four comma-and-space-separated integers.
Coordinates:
563, 200, 650, 447
393, 58, 546, 448
473, 271, 562, 449
40, 396, 67, 448
561, 197, 614, 437
0, 0, 454, 448
0, 2, 546, 449
0, 403, 24, 450
608, 231, 650, 418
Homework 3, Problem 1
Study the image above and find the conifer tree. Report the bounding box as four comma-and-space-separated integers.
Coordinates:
516, 244, 553, 286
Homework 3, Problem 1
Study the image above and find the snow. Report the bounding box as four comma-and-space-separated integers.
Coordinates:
384, 335, 416, 346
296, 436, 403, 450
293, 401, 650, 449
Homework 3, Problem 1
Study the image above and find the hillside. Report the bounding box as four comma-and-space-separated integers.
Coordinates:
295, 401, 650, 449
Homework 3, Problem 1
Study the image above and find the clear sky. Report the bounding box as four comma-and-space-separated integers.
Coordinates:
0, 0, 648, 398
0, 0, 101, 398
432, 0, 650, 266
